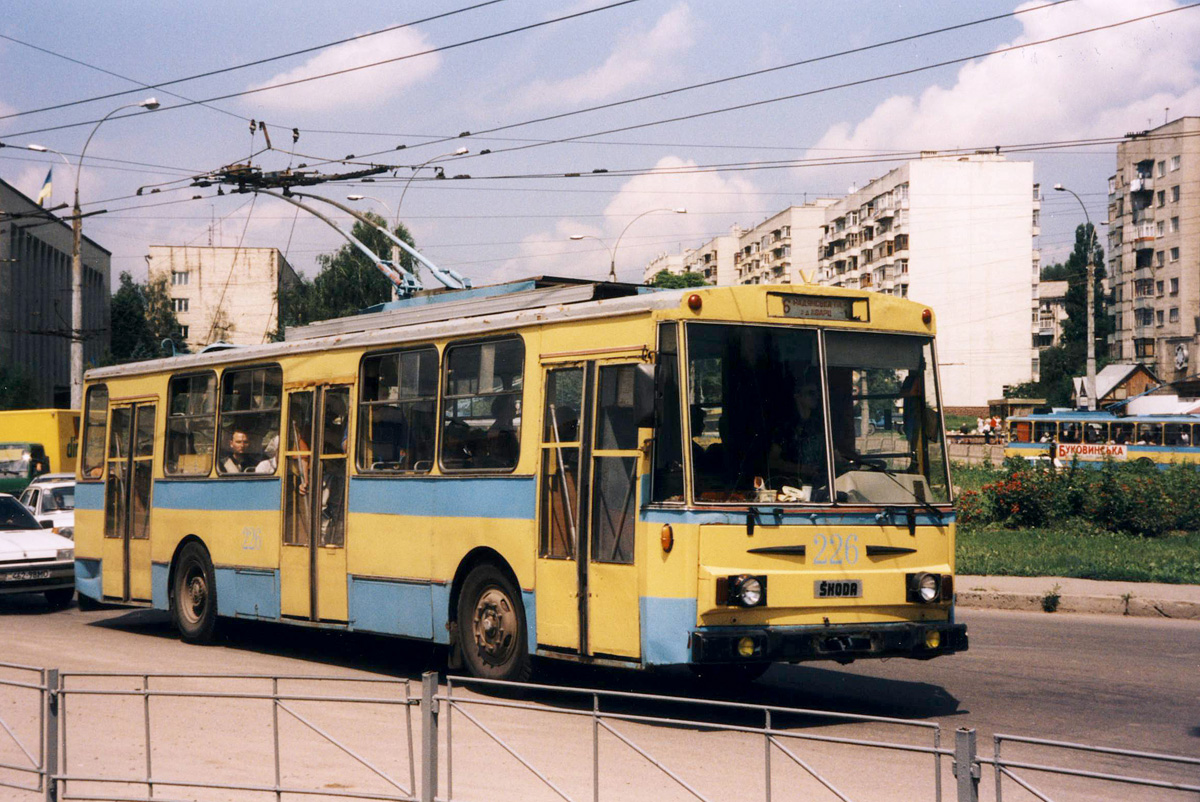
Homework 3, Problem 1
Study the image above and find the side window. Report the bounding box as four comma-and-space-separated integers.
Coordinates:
165, 373, 216, 476
651, 323, 684, 502
441, 338, 524, 471
81, 384, 108, 479
358, 348, 438, 472
218, 365, 282, 475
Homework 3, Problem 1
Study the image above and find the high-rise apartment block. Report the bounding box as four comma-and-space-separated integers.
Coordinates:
146, 245, 299, 351
817, 154, 1039, 408
734, 202, 835, 285
1106, 118, 1199, 380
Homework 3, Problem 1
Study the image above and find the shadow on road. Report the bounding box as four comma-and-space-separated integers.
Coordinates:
84, 605, 962, 731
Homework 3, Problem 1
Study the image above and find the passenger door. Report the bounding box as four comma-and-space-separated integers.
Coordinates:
536, 362, 641, 659
101, 402, 156, 602
279, 386, 351, 622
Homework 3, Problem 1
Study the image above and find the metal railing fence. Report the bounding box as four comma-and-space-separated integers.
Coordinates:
4, 663, 1198, 802
51, 671, 418, 802
425, 673, 952, 802
0, 661, 49, 796
985, 732, 1200, 801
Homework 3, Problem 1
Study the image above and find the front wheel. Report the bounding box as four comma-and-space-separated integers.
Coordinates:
456, 564, 531, 681
172, 542, 219, 643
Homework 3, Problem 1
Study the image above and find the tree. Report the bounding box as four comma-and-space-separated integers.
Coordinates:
1015, 224, 1110, 406
108, 271, 188, 364
279, 213, 416, 330
0, 364, 38, 410
649, 269, 708, 289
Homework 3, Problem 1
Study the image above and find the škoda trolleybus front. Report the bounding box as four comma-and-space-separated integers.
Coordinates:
640, 289, 966, 673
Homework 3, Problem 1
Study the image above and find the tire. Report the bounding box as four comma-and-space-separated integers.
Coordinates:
456, 564, 531, 682
689, 662, 771, 685
44, 587, 74, 610
171, 541, 219, 644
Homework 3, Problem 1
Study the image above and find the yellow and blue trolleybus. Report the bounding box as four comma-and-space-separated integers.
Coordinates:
73, 277, 966, 680
1006, 410, 1200, 467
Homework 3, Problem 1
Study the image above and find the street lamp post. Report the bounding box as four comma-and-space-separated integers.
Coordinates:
397, 147, 469, 213
571, 207, 687, 282
1054, 183, 1098, 411
67, 98, 159, 408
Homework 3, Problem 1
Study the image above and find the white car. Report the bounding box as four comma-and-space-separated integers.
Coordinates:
18, 476, 75, 537
0, 494, 75, 608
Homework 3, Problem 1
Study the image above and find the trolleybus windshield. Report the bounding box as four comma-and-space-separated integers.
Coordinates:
685, 324, 948, 505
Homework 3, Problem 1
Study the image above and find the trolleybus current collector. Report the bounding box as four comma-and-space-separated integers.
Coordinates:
73, 278, 966, 680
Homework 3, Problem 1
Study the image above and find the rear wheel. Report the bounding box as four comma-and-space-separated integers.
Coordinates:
44, 587, 74, 610
456, 564, 531, 681
172, 542, 218, 643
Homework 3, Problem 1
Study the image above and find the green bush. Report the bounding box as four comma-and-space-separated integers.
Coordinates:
955, 458, 1194, 538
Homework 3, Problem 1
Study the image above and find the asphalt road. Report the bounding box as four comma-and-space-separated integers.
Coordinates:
1, 597, 1196, 801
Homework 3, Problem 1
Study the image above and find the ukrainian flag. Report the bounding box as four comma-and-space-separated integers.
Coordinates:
36, 168, 52, 206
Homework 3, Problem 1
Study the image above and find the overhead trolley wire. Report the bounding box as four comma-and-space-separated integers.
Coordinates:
0, 0, 644, 140
0, 0, 512, 122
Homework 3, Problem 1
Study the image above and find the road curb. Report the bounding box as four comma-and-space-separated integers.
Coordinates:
956, 589, 1200, 620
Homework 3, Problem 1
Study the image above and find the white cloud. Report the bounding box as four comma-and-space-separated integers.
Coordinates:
484, 155, 758, 283
514, 4, 695, 108
244, 27, 440, 112
810, 0, 1200, 154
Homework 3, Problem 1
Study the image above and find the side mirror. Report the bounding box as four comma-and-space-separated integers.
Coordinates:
634, 363, 656, 428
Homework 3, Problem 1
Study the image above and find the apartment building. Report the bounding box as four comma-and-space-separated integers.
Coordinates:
1034, 279, 1069, 350
0, 177, 110, 407
817, 153, 1039, 408
642, 249, 691, 283
1106, 117, 1200, 380
146, 245, 299, 351
734, 202, 835, 285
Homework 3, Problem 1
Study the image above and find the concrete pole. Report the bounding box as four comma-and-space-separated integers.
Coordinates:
70, 189, 83, 409
1086, 252, 1096, 411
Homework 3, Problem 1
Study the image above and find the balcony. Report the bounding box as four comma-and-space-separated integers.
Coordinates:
1133, 222, 1156, 247
1130, 176, 1154, 193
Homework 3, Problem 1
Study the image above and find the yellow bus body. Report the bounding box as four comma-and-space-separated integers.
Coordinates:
73, 281, 965, 672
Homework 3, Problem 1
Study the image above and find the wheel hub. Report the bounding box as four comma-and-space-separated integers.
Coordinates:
186, 573, 207, 617
472, 588, 515, 664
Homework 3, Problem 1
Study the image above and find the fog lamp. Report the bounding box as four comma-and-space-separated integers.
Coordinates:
738, 637, 756, 657
924, 630, 941, 649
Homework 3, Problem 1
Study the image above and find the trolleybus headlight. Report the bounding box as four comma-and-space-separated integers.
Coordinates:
907, 573, 941, 603
729, 574, 766, 608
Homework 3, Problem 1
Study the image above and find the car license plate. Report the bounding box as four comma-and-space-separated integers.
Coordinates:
814, 579, 862, 599
2, 569, 52, 582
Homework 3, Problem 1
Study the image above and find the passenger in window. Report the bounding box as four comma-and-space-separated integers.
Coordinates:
484, 394, 519, 467
223, 429, 259, 473
255, 435, 279, 474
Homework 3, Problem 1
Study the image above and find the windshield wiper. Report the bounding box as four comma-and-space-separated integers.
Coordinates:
861, 460, 945, 520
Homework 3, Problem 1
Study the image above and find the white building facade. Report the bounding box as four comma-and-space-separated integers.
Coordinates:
147, 245, 299, 351
817, 154, 1039, 409
735, 202, 835, 285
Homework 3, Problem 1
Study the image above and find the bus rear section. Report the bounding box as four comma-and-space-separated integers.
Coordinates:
639, 313, 966, 671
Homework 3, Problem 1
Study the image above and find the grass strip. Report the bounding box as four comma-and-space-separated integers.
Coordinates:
957, 525, 1200, 585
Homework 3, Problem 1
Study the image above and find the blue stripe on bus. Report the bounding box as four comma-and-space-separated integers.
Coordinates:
153, 478, 282, 511
74, 482, 104, 511
640, 596, 697, 665
641, 508, 953, 527
348, 476, 537, 519
348, 575, 435, 639
75, 558, 102, 602
152, 562, 169, 610
214, 567, 280, 619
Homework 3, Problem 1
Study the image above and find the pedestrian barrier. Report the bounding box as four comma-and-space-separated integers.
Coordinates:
0, 661, 50, 797
5, 664, 1198, 801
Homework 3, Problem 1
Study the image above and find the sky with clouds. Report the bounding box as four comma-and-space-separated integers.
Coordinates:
1, 0, 1197, 289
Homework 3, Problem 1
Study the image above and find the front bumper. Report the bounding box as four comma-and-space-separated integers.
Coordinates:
691, 620, 968, 664
0, 560, 75, 595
